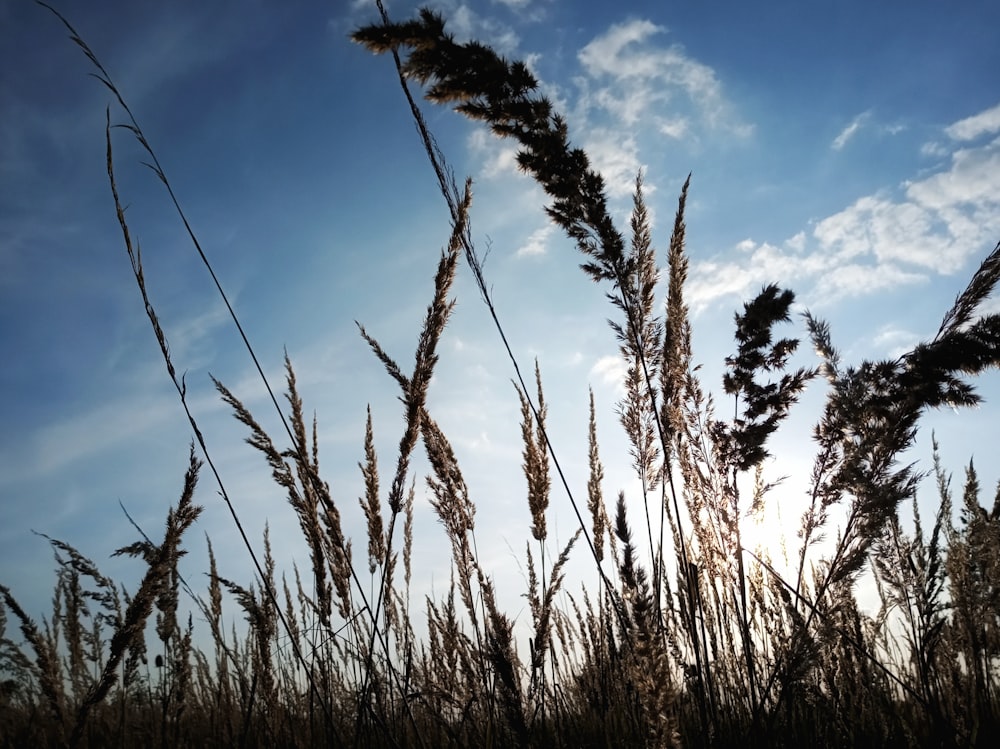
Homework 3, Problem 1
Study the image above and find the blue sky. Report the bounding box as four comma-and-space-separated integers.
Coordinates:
2, 0, 1000, 625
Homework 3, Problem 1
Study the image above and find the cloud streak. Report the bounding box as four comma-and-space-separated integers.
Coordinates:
516, 224, 554, 257
831, 111, 871, 150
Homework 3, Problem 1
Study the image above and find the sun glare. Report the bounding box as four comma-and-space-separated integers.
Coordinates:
739, 505, 791, 569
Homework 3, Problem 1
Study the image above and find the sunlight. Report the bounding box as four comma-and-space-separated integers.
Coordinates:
739, 504, 792, 572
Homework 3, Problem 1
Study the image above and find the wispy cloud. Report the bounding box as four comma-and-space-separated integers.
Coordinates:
658, 117, 690, 139
0, 393, 179, 489
110, 7, 259, 112
582, 129, 642, 198
814, 262, 926, 299
464, 14, 748, 202
590, 355, 626, 391
558, 18, 750, 199
516, 224, 554, 257
921, 141, 949, 158
871, 325, 921, 358
945, 102, 1000, 141
467, 128, 522, 178
447, 3, 520, 52
577, 19, 751, 137
831, 111, 871, 150
689, 108, 1000, 311
832, 112, 906, 151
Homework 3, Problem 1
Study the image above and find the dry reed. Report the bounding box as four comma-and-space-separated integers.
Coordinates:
2, 3, 999, 748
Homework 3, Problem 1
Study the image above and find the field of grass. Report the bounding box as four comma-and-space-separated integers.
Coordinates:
2, 4, 999, 748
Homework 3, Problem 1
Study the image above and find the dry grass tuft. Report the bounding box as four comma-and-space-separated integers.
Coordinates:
4, 3, 999, 747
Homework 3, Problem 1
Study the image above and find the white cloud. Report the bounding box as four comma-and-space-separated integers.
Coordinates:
872, 325, 920, 359
467, 430, 493, 452
448, 4, 519, 53
688, 132, 1000, 311
579, 19, 662, 77
583, 129, 642, 198
590, 355, 626, 390
688, 238, 830, 311
462, 15, 748, 197
905, 138, 1000, 212
785, 231, 806, 252
831, 113, 905, 151
467, 128, 522, 178
592, 84, 657, 127
921, 141, 948, 158
815, 195, 952, 271
449, 4, 477, 37
516, 225, 553, 257
658, 118, 689, 139
687, 261, 760, 311
576, 19, 750, 137
831, 111, 871, 151
813, 262, 925, 299
945, 102, 1000, 141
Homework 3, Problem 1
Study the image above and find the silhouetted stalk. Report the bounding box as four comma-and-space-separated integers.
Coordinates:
365, 0, 628, 628
37, 3, 351, 741
746, 547, 928, 709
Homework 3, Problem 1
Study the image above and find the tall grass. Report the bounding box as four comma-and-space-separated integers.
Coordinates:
2, 4, 1000, 747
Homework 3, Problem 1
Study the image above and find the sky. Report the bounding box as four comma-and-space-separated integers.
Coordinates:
2, 0, 1000, 633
